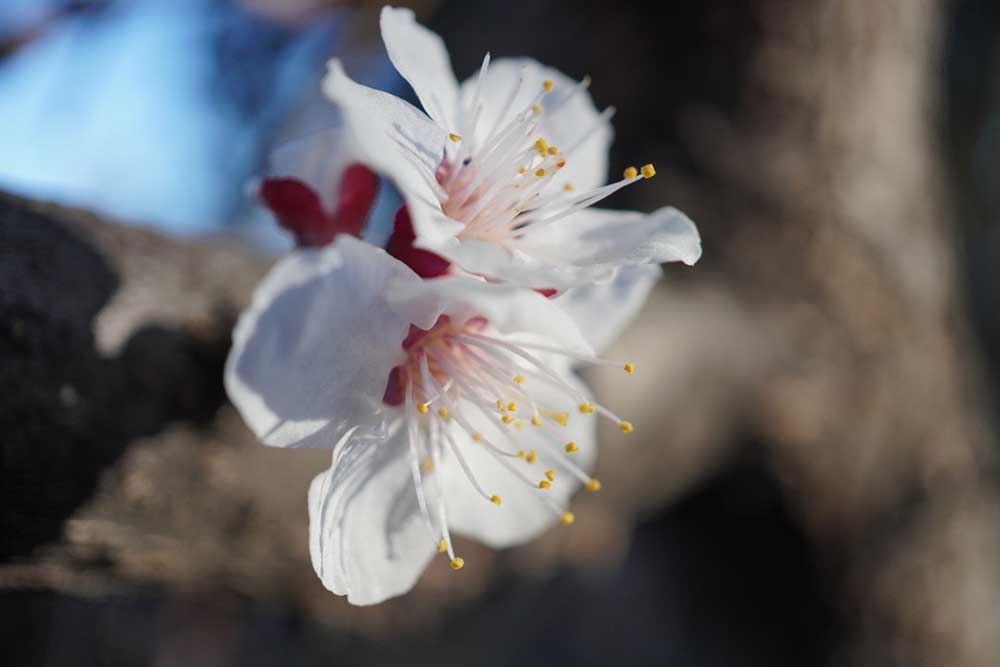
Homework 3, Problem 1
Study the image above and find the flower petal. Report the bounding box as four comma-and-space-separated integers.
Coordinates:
386, 275, 595, 359
459, 58, 612, 191
380, 6, 460, 131
322, 59, 462, 246
519, 206, 702, 269
554, 264, 662, 355
224, 236, 419, 448
309, 426, 436, 605
429, 206, 699, 290
439, 371, 597, 548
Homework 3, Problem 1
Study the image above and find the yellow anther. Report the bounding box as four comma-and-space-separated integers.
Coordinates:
624, 362, 635, 374
421, 458, 435, 474
535, 168, 546, 178
496, 399, 504, 411
545, 469, 556, 481
563, 182, 574, 192
619, 420, 634, 433
556, 159, 566, 169
586, 478, 602, 492
502, 414, 514, 424
560, 511, 575, 525
538, 479, 552, 490
552, 412, 569, 426
515, 420, 524, 430
623, 166, 639, 180
534, 138, 548, 154
506, 402, 517, 412
526, 450, 538, 463
640, 163, 656, 179
531, 415, 542, 426
490, 494, 502, 506
564, 441, 578, 453
517, 450, 526, 459
543, 79, 554, 92
513, 374, 525, 384
438, 539, 448, 553
531, 102, 542, 114
578, 402, 595, 414
448, 132, 462, 143
518, 166, 527, 175
450, 557, 465, 570
472, 432, 483, 442
418, 402, 429, 414
438, 407, 449, 419
547, 146, 559, 156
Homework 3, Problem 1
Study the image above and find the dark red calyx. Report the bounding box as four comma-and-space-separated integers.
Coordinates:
386, 206, 451, 278
258, 163, 378, 247
334, 164, 379, 238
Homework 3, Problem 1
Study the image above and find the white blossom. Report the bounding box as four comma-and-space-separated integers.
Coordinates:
322, 6, 702, 291
225, 237, 640, 604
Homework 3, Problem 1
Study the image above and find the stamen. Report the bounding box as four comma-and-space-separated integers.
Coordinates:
449, 133, 462, 143
585, 479, 602, 492
624, 362, 635, 374
641, 163, 656, 178
623, 165, 638, 180
451, 557, 465, 570
560, 512, 575, 525
404, 384, 438, 547
542, 79, 554, 93
564, 441, 578, 453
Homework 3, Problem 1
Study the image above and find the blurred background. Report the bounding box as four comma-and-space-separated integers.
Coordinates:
3, 0, 1000, 665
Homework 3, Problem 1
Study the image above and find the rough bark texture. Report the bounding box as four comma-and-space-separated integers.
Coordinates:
3, 0, 999, 665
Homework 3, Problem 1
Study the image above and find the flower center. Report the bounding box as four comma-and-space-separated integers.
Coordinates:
382, 315, 635, 570
429, 54, 656, 243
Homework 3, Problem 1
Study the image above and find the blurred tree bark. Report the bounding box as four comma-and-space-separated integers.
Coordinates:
3, 0, 1000, 666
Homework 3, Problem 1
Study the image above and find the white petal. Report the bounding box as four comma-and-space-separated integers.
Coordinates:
520, 206, 702, 268
459, 58, 612, 191
380, 6, 459, 131
264, 127, 355, 213
322, 59, 462, 246
439, 371, 597, 547
554, 264, 662, 355
224, 236, 418, 448
423, 235, 615, 291
386, 275, 595, 358
309, 426, 436, 605
437, 205, 697, 290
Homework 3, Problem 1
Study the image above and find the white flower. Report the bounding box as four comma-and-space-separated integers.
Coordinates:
224, 236, 640, 604
321, 6, 702, 291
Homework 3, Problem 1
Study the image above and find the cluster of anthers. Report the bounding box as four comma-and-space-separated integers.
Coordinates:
427, 56, 657, 243
385, 315, 635, 571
